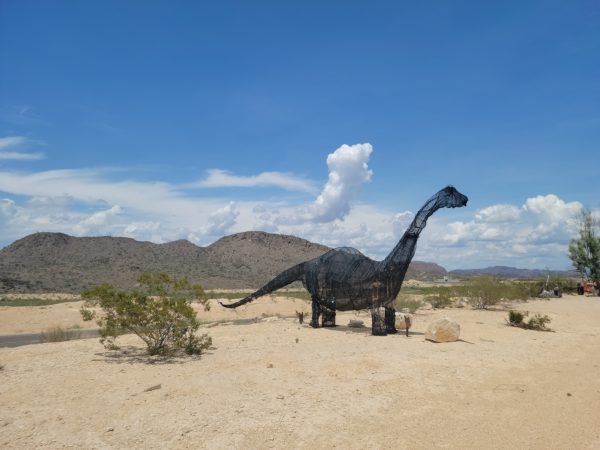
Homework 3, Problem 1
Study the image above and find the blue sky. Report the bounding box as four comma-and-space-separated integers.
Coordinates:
0, 1, 598, 270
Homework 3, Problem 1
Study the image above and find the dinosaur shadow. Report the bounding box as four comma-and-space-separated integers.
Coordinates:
315, 324, 425, 337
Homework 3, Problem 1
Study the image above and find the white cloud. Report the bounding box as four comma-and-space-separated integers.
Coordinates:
523, 194, 582, 224
123, 221, 164, 242
0, 136, 45, 160
0, 136, 28, 149
194, 169, 316, 193
392, 211, 414, 238
0, 151, 45, 161
475, 204, 521, 223
309, 143, 373, 222
73, 205, 122, 235
203, 202, 240, 237
0, 198, 18, 219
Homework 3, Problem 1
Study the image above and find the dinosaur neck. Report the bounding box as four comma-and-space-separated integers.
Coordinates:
382, 196, 440, 271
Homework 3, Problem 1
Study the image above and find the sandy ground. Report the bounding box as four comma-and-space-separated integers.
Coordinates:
1, 295, 600, 449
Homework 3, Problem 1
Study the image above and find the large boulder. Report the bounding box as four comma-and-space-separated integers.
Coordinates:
425, 317, 460, 343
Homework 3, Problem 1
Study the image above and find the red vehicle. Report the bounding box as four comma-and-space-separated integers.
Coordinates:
584, 282, 597, 294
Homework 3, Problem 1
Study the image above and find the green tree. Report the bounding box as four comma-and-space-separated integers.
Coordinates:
81, 273, 212, 356
568, 209, 600, 283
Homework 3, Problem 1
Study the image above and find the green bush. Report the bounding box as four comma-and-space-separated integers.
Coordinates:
394, 294, 423, 313
81, 273, 212, 356
508, 310, 525, 325
425, 287, 452, 309
507, 310, 552, 331
40, 326, 82, 342
455, 277, 530, 309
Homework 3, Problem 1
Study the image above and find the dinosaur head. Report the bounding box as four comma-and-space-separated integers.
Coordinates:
437, 186, 468, 209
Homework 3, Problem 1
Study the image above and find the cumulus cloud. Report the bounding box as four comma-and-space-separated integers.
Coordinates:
0, 198, 18, 220
194, 169, 316, 193
475, 204, 521, 223
123, 221, 164, 242
203, 202, 239, 237
523, 194, 582, 224
73, 205, 122, 235
392, 211, 414, 238
309, 143, 373, 222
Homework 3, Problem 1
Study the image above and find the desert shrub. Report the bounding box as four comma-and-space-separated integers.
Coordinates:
455, 277, 530, 309
394, 294, 423, 313
507, 310, 552, 331
425, 287, 452, 309
527, 314, 552, 330
81, 273, 212, 356
40, 326, 82, 342
508, 310, 525, 325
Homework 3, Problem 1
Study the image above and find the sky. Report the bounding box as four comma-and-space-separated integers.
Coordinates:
0, 1, 599, 270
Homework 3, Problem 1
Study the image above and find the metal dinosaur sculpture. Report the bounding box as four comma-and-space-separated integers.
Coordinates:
220, 186, 468, 335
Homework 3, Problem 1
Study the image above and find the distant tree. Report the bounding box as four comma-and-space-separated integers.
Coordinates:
568, 209, 600, 283
81, 273, 211, 356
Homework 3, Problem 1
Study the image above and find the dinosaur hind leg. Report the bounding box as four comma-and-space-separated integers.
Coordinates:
310, 298, 321, 328
370, 307, 387, 336
321, 308, 336, 327
384, 306, 398, 334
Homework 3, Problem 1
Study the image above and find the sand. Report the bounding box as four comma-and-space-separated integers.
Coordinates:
1, 295, 600, 449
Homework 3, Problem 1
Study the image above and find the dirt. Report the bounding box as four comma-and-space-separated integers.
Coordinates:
1, 295, 600, 449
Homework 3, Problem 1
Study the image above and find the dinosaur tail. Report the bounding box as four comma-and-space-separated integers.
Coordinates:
219, 263, 305, 309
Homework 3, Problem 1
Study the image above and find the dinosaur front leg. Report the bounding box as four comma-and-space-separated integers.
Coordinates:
310, 298, 321, 328
384, 306, 397, 334
370, 307, 387, 336
321, 308, 336, 327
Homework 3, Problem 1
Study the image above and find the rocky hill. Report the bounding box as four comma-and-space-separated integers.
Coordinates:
0, 231, 446, 293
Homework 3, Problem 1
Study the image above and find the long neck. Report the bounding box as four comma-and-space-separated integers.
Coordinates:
382, 195, 441, 270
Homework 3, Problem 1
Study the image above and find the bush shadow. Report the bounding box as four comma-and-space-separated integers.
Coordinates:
92, 345, 216, 365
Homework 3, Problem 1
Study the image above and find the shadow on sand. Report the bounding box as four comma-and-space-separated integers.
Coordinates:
92, 345, 216, 365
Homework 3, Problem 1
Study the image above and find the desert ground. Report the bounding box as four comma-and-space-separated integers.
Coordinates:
1, 293, 600, 449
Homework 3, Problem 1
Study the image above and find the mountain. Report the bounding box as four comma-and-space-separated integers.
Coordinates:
450, 266, 578, 279
0, 231, 446, 293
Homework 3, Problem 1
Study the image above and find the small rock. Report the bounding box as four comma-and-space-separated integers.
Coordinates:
106, 427, 114, 432
267, 363, 274, 368
425, 317, 460, 343
567, 392, 572, 397
348, 319, 365, 328
144, 384, 162, 392
276, 395, 285, 400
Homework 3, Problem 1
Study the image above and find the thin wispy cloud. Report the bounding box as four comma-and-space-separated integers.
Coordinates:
0, 136, 45, 160
0, 151, 45, 161
0, 136, 28, 149
193, 169, 316, 193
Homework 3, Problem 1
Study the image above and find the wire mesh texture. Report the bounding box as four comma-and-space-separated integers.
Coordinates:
221, 186, 468, 335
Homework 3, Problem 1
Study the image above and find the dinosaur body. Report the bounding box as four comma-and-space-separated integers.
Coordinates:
221, 186, 468, 335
